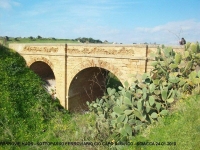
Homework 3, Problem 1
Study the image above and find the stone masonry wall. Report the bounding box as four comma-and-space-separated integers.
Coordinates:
9, 43, 184, 110
9, 43, 66, 107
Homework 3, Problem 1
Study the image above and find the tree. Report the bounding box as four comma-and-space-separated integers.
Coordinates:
29, 36, 34, 40
5, 36, 9, 41
104, 40, 108, 43
37, 35, 42, 39
88, 38, 94, 43
76, 37, 102, 43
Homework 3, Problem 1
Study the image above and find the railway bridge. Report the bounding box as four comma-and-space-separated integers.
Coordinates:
9, 43, 183, 111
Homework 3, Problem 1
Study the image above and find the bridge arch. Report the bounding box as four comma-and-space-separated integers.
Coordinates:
29, 60, 56, 97
27, 57, 54, 69
30, 61, 55, 80
69, 59, 123, 83
68, 59, 123, 112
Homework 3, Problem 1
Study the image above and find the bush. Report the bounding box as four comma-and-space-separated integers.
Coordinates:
0, 45, 71, 143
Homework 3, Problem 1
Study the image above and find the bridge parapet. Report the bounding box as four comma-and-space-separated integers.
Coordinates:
9, 43, 184, 58
9, 43, 67, 56
67, 44, 147, 60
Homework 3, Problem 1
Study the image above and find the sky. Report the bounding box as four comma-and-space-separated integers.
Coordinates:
0, 0, 200, 45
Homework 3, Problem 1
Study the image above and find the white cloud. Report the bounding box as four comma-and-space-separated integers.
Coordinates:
0, 0, 11, 9
65, 19, 200, 45
0, 0, 20, 9
128, 20, 200, 45
135, 20, 200, 34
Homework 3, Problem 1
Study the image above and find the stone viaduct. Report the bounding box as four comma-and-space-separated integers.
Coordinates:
9, 43, 184, 112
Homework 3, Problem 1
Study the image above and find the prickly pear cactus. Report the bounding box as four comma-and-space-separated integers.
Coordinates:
151, 42, 200, 94
87, 42, 200, 142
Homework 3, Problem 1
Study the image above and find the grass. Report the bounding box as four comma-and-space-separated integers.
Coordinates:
120, 94, 200, 150
0, 37, 79, 46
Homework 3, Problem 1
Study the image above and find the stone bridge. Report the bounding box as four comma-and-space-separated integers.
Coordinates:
9, 43, 184, 112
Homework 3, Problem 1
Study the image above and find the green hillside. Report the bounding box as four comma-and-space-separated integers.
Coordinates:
0, 45, 72, 149
0, 36, 104, 46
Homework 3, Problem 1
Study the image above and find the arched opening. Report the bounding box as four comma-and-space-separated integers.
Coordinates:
68, 67, 122, 112
30, 61, 56, 97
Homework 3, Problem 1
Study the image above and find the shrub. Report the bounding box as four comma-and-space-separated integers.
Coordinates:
0, 45, 70, 142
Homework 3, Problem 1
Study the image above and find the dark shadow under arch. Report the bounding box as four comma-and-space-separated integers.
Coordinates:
68, 67, 122, 112
30, 61, 56, 97
30, 61, 55, 80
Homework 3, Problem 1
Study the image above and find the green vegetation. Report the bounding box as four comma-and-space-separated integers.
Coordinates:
0, 36, 78, 46
75, 37, 103, 43
106, 72, 123, 92
0, 45, 70, 149
123, 94, 200, 150
0, 36, 104, 46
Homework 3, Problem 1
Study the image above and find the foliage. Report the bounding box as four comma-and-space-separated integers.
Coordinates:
0, 36, 106, 45
5, 36, 9, 41
87, 42, 200, 142
37, 35, 42, 39
150, 42, 200, 94
106, 72, 123, 92
75, 37, 103, 43
0, 45, 71, 143
29, 36, 34, 40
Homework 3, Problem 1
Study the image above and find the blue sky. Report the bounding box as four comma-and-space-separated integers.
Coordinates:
0, 0, 200, 44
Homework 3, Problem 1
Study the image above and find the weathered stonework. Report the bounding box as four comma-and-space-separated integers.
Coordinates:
23, 46, 58, 53
67, 46, 135, 56
9, 43, 184, 111
27, 56, 54, 69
